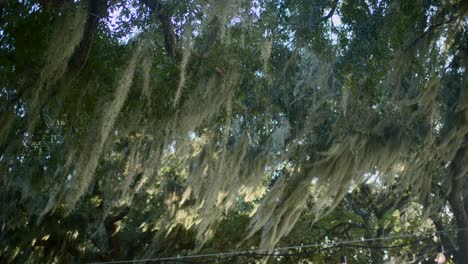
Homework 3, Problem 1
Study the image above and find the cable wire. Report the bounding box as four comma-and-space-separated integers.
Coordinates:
88, 227, 468, 264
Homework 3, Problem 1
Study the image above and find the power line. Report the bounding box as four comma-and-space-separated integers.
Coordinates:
344, 236, 432, 249
147, 245, 341, 264
88, 227, 468, 264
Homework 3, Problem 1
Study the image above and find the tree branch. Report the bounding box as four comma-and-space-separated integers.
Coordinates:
448, 141, 468, 264
68, 0, 108, 72
432, 218, 456, 257
345, 193, 370, 222
141, 0, 179, 57
322, 0, 339, 21
104, 207, 131, 228
104, 207, 131, 259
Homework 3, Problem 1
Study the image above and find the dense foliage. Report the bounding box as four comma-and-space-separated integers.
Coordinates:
0, 0, 467, 263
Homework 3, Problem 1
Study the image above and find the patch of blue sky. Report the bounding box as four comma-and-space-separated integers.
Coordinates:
107, 2, 142, 44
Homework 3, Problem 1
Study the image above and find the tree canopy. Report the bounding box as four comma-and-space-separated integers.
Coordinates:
0, 0, 467, 263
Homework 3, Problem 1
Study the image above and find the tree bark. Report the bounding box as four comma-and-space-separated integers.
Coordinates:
141, 0, 179, 57
104, 207, 131, 259
68, 0, 108, 72
433, 219, 456, 257
448, 142, 468, 264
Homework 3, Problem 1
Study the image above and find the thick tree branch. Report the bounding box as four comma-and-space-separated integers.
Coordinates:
345, 193, 370, 222
105, 207, 131, 227
433, 218, 456, 257
104, 207, 131, 259
322, 0, 339, 21
448, 141, 468, 264
68, 0, 108, 72
141, 0, 179, 57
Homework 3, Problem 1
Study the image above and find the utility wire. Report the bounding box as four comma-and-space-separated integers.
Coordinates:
139, 244, 463, 264
88, 227, 468, 264
165, 242, 464, 264
344, 236, 433, 249
153, 245, 341, 264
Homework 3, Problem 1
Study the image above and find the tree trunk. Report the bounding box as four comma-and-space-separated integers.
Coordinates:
141, 0, 179, 57
448, 143, 468, 264
68, 0, 108, 72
